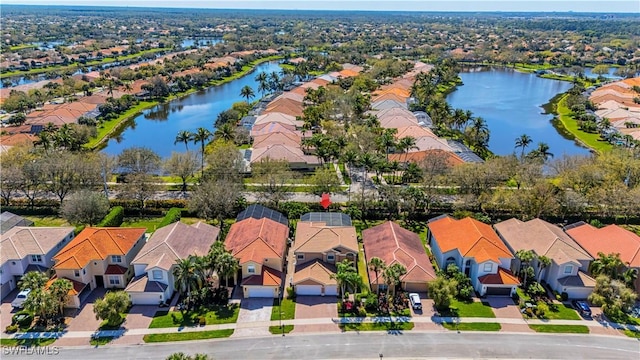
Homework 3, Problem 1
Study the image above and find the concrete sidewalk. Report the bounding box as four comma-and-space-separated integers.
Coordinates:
4, 315, 637, 341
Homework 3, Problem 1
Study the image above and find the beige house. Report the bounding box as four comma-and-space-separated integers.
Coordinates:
292, 212, 358, 296
52, 227, 146, 308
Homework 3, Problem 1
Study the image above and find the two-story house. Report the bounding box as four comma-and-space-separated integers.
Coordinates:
1, 227, 75, 299
224, 206, 289, 298
292, 212, 358, 296
363, 221, 437, 293
428, 216, 519, 296
126, 221, 220, 305
494, 218, 594, 299
52, 227, 146, 308
565, 222, 640, 295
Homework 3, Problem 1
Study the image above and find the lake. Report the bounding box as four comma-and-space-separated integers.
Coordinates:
102, 61, 282, 158
446, 67, 590, 156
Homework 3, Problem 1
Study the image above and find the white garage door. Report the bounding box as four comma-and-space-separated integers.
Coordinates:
130, 292, 162, 305
324, 285, 338, 296
296, 285, 322, 296
248, 287, 274, 298
565, 287, 592, 300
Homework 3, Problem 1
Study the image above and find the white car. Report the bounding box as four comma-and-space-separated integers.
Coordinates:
409, 293, 422, 310
11, 289, 30, 309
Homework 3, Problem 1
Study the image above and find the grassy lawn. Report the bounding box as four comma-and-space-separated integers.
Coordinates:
148, 304, 239, 328
545, 303, 580, 320
442, 322, 501, 331
623, 329, 640, 338
528, 324, 590, 334
23, 216, 70, 227
555, 94, 613, 153
0, 338, 56, 347
269, 325, 294, 334
440, 299, 496, 318
271, 298, 296, 321
84, 101, 157, 150
605, 312, 640, 326
143, 329, 234, 343
340, 321, 414, 332
121, 217, 165, 233
338, 163, 351, 185
357, 244, 370, 293
89, 337, 114, 346
99, 315, 126, 330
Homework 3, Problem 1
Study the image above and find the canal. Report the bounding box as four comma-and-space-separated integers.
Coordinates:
102, 61, 282, 158
446, 67, 590, 156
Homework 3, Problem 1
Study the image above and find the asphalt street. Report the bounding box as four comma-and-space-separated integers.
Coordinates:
4, 332, 639, 360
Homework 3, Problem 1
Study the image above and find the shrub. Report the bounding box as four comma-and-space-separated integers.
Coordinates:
357, 306, 367, 317
364, 293, 378, 312
157, 207, 182, 228
561, 292, 569, 301
12, 311, 33, 328
286, 287, 295, 300
97, 206, 125, 227
198, 316, 206, 326
536, 302, 549, 318
5, 324, 18, 333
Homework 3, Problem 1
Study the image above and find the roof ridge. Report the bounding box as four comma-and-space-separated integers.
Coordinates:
25, 228, 45, 254
389, 222, 401, 264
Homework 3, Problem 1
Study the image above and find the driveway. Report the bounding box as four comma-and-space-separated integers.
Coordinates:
54, 288, 107, 346
232, 298, 273, 337
110, 305, 159, 345
483, 296, 523, 319
1, 289, 21, 330
292, 296, 339, 333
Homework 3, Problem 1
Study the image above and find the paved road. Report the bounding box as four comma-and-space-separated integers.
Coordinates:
4, 332, 638, 359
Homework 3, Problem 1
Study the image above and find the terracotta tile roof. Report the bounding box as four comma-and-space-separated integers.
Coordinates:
493, 218, 592, 265
372, 93, 408, 104
251, 122, 297, 136
380, 116, 418, 129
225, 217, 288, 265
250, 144, 319, 165
46, 276, 88, 296
428, 216, 513, 263
293, 259, 337, 286
394, 126, 437, 139
132, 221, 219, 271
53, 227, 146, 270
478, 267, 520, 285
253, 132, 301, 149
241, 266, 282, 286
0, 133, 36, 147
294, 221, 358, 255
362, 221, 436, 285
414, 137, 454, 152
1, 227, 74, 264
105, 264, 128, 275
373, 87, 412, 99
265, 99, 304, 117
338, 69, 359, 78
276, 92, 305, 103
255, 112, 303, 128
565, 222, 640, 268
388, 149, 464, 166
372, 107, 416, 119
372, 99, 408, 111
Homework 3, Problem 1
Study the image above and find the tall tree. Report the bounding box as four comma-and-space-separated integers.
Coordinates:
515, 134, 532, 160
590, 252, 624, 279
93, 291, 131, 327
515, 249, 536, 289
118, 147, 161, 175
251, 158, 297, 208
164, 151, 200, 192
367, 257, 386, 294
239, 85, 255, 101
174, 130, 193, 151
173, 256, 200, 310
61, 190, 110, 226
192, 127, 212, 177
19, 271, 48, 291
48, 278, 73, 315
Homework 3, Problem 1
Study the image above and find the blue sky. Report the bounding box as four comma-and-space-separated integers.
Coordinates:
2, 1, 639, 13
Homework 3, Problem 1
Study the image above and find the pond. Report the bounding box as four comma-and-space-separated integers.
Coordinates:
446, 67, 591, 156
583, 66, 623, 80
180, 38, 223, 48
102, 61, 282, 158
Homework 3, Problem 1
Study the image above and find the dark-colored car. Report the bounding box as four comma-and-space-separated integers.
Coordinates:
572, 300, 592, 317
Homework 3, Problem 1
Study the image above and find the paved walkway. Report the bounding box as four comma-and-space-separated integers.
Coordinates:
4, 315, 637, 343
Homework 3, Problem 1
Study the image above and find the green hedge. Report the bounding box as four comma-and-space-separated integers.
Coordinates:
157, 208, 182, 228
97, 206, 125, 227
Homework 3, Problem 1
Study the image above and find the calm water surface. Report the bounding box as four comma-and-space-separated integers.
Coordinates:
102, 61, 282, 158
447, 67, 590, 156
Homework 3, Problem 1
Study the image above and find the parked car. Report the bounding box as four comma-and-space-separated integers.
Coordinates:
572, 300, 592, 317
11, 289, 30, 309
409, 293, 422, 310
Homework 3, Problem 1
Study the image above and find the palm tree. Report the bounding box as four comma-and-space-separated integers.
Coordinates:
239, 85, 255, 101
216, 252, 239, 287
515, 249, 536, 288
622, 268, 638, 290
173, 256, 199, 310
529, 142, 554, 162
214, 123, 236, 142
19, 271, 48, 291
590, 252, 624, 279
382, 263, 407, 297
368, 257, 386, 294
331, 260, 358, 299
397, 136, 418, 164
48, 278, 73, 315
174, 130, 193, 151
514, 134, 532, 160
537, 255, 551, 282
255, 72, 268, 97
192, 127, 212, 177
378, 128, 397, 161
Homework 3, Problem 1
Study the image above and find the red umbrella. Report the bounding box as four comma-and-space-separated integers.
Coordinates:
320, 193, 331, 210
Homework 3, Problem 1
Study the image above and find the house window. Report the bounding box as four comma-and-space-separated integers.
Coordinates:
247, 265, 256, 274
152, 270, 163, 280
74, 270, 80, 277
483, 263, 492, 272
564, 265, 573, 274
82, 268, 86, 275
327, 254, 335, 261
296, 254, 304, 261
109, 276, 120, 286
111, 255, 122, 263
31, 255, 43, 263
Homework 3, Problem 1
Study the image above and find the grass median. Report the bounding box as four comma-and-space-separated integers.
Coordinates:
143, 329, 234, 343
269, 325, 294, 334
528, 324, 589, 333
340, 321, 414, 332
442, 322, 501, 331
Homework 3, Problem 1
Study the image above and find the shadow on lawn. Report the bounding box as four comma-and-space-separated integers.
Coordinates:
155, 303, 239, 327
